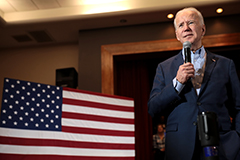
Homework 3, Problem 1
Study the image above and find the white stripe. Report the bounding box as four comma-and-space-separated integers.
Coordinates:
62, 118, 134, 131
63, 90, 134, 107
0, 144, 135, 157
63, 104, 134, 119
0, 127, 135, 144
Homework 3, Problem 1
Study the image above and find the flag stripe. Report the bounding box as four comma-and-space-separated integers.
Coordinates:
0, 144, 135, 156
0, 154, 135, 160
0, 127, 135, 144
63, 98, 134, 112
62, 118, 134, 131
0, 136, 135, 149
62, 112, 134, 124
62, 126, 134, 137
63, 89, 134, 107
62, 104, 134, 119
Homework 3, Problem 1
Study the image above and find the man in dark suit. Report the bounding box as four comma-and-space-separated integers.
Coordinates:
148, 7, 240, 160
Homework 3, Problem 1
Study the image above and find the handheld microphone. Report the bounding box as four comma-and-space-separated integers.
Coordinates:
197, 112, 219, 160
183, 41, 192, 63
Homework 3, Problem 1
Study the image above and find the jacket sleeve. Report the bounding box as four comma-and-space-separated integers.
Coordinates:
148, 63, 181, 117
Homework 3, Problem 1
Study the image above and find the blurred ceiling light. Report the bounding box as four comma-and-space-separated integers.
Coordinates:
167, 13, 174, 19
216, 8, 223, 14
82, 0, 124, 5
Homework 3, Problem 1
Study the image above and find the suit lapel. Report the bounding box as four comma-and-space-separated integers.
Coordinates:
199, 50, 218, 97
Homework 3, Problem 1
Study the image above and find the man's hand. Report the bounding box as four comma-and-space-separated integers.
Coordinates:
176, 62, 195, 84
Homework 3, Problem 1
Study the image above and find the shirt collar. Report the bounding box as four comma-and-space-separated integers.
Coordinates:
182, 46, 206, 60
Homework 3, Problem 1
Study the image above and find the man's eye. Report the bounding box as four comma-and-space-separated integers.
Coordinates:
178, 24, 183, 28
189, 21, 194, 25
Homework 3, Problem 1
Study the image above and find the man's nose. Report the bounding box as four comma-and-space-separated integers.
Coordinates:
183, 23, 191, 31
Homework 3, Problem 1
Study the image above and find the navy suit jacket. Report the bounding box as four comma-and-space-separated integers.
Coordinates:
148, 50, 240, 160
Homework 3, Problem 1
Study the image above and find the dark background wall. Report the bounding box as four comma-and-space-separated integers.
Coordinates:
78, 14, 240, 93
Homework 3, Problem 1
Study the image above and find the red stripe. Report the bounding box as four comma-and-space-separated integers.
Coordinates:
0, 154, 135, 160
62, 126, 135, 137
63, 98, 134, 112
0, 136, 135, 149
62, 112, 134, 124
63, 87, 134, 101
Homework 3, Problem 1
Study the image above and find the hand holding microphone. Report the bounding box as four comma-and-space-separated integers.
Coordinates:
176, 41, 195, 84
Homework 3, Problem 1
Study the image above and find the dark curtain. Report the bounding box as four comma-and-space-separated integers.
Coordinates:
114, 56, 158, 160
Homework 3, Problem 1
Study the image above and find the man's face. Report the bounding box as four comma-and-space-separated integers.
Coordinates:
175, 10, 205, 48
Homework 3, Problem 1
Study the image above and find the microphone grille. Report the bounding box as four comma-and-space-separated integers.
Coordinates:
183, 41, 192, 48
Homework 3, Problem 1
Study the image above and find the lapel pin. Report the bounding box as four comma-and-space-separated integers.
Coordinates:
212, 59, 216, 62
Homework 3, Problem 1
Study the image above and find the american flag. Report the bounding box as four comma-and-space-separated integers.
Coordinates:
0, 78, 135, 160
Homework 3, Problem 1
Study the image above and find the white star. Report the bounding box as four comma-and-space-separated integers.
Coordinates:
21, 96, 25, 100
19, 117, 23, 120
42, 99, 45, 103
36, 113, 39, 117
46, 124, 49, 128
47, 85, 50, 89
16, 90, 20, 94
8, 116, 12, 119
22, 86, 25, 90
14, 122, 17, 125
35, 123, 39, 127
41, 119, 44, 122
17, 80, 20, 84
46, 114, 49, 118
11, 85, 14, 88
56, 105, 59, 109
25, 123, 28, 126
38, 84, 41, 87
14, 111, 18, 114
20, 106, 24, 110
30, 118, 34, 121
2, 110, 6, 113
32, 88, 36, 91
4, 99, 7, 103
6, 79, 9, 82
55, 115, 59, 119
25, 112, 29, 116
55, 125, 59, 128
52, 91, 55, 94
27, 82, 31, 86
10, 95, 14, 98
15, 101, 19, 104
5, 89, 8, 93
2, 120, 6, 124
9, 105, 13, 109
51, 100, 55, 104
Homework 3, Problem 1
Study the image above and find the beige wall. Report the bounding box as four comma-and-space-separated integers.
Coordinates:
0, 43, 79, 109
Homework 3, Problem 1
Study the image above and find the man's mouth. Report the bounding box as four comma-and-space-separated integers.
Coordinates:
184, 34, 193, 38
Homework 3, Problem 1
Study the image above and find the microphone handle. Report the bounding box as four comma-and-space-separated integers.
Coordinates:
184, 47, 191, 63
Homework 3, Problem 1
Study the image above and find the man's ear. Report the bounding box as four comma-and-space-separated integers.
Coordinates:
202, 25, 206, 36
176, 31, 180, 41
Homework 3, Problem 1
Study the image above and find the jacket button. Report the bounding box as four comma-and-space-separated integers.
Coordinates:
193, 122, 197, 126
197, 102, 201, 106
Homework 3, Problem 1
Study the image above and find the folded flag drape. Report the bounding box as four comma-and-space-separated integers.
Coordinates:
0, 78, 135, 160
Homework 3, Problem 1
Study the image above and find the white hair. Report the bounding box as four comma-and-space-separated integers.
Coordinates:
174, 7, 205, 30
